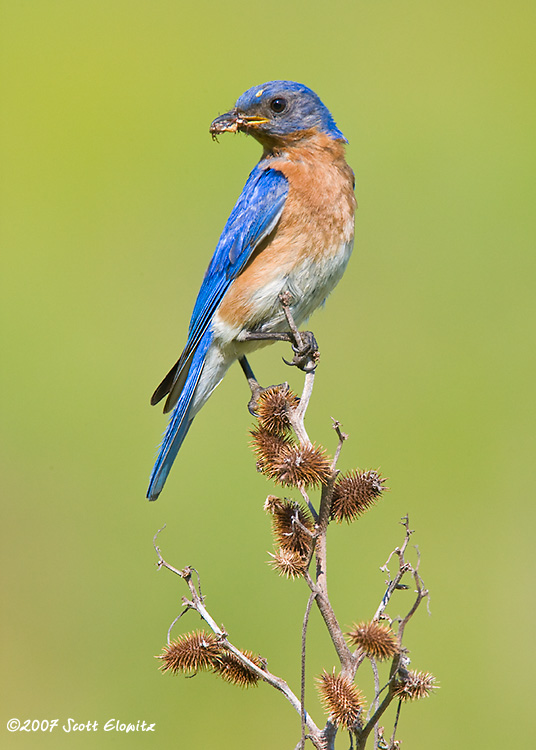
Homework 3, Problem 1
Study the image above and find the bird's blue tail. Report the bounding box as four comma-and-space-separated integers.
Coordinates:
147, 331, 213, 501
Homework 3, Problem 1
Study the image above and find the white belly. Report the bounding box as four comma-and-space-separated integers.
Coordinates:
255, 237, 354, 332
211, 236, 354, 350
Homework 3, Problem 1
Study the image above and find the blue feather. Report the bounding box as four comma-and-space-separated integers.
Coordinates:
189, 164, 288, 335
148, 165, 289, 499
147, 328, 214, 500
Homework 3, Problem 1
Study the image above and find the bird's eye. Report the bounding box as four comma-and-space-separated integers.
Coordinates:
270, 97, 287, 114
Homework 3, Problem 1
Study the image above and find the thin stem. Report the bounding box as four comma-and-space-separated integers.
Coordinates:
331, 419, 348, 470
300, 592, 317, 749
390, 700, 403, 748
370, 658, 380, 749
166, 609, 189, 644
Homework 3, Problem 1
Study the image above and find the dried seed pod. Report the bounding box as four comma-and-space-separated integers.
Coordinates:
255, 386, 299, 435
251, 427, 294, 471
346, 621, 399, 661
270, 498, 314, 556
213, 649, 264, 687
267, 442, 332, 488
393, 670, 437, 701
317, 669, 366, 730
157, 630, 221, 674
331, 469, 387, 523
263, 495, 285, 513
252, 425, 332, 488
269, 548, 307, 579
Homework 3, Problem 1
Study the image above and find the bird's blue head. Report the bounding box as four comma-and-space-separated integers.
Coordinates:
210, 80, 347, 145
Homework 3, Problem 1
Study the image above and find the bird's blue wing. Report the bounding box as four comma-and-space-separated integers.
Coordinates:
151, 164, 289, 411
147, 164, 289, 499
188, 164, 289, 346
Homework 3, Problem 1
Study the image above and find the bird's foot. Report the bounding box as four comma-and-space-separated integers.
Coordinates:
247, 381, 290, 416
277, 293, 319, 372
239, 356, 291, 415
282, 330, 319, 372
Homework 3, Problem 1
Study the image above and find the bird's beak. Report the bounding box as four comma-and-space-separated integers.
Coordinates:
210, 109, 270, 137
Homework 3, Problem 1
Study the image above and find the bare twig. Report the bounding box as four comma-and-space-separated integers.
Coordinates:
287, 370, 315, 447
372, 516, 414, 622
300, 592, 317, 750
298, 484, 319, 522
370, 658, 380, 749
331, 418, 348, 470
154, 528, 325, 746
390, 700, 403, 748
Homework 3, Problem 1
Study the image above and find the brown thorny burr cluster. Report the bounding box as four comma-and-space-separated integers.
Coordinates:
157, 385, 437, 735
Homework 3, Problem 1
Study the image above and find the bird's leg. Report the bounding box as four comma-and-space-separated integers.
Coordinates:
240, 294, 320, 373
239, 356, 264, 415
239, 356, 290, 416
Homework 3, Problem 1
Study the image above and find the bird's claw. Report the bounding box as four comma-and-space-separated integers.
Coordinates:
247, 382, 290, 416
282, 331, 319, 372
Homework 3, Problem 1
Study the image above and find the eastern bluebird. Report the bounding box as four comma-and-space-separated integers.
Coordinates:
147, 80, 356, 500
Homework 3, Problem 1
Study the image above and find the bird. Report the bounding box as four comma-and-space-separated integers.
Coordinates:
147, 80, 356, 501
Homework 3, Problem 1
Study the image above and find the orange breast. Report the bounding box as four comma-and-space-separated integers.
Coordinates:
216, 133, 356, 332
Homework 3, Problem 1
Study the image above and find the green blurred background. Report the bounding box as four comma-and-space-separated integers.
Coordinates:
1, 0, 534, 747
